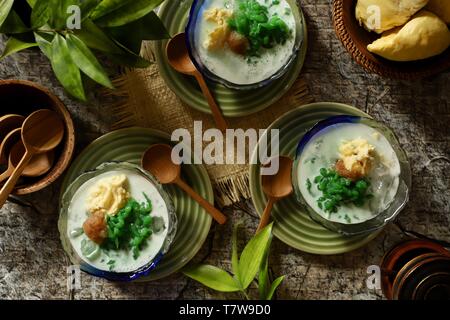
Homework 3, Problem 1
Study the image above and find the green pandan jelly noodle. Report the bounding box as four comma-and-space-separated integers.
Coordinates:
195, 0, 297, 85
311, 168, 373, 218
102, 196, 153, 260
67, 170, 169, 273
297, 123, 401, 224
227, 0, 292, 56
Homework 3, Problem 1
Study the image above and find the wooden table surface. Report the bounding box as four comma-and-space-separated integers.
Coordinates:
0, 0, 449, 300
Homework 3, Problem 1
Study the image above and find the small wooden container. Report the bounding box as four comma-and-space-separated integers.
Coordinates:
333, 0, 450, 79
0, 80, 75, 195
381, 239, 450, 300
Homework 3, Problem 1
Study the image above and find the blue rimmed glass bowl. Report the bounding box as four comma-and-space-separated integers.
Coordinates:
58, 162, 177, 282
292, 115, 412, 236
185, 0, 304, 90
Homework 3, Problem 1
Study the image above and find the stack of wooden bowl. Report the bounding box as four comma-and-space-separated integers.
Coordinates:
0, 80, 75, 202
381, 239, 450, 300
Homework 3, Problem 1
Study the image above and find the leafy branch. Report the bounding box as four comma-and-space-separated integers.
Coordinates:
183, 223, 285, 300
0, 0, 170, 101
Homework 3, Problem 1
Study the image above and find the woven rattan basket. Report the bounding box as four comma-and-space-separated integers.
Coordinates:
333, 0, 450, 80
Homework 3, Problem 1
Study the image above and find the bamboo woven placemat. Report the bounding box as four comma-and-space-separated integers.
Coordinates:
107, 44, 313, 207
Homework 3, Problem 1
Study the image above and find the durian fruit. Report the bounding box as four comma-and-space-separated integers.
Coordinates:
367, 10, 450, 61
356, 0, 429, 33
426, 0, 450, 24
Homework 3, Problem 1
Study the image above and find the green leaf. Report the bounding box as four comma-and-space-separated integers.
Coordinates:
50, 34, 86, 100
75, 20, 150, 68
105, 39, 151, 68
183, 264, 241, 293
237, 223, 273, 290
95, 0, 164, 27
34, 32, 53, 58
79, 0, 102, 19
12, 32, 36, 46
0, 0, 14, 28
75, 19, 123, 54
135, 11, 170, 40
40, 0, 100, 27
49, 0, 66, 28
258, 231, 274, 300
266, 276, 285, 300
106, 11, 169, 54
258, 250, 270, 300
105, 51, 151, 68
31, 0, 52, 28
27, 0, 37, 7
0, 10, 29, 34
66, 33, 113, 89
231, 222, 241, 277
0, 37, 37, 60
51, 0, 83, 29
89, 0, 132, 20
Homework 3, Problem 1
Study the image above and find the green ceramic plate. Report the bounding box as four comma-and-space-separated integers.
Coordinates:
155, 0, 308, 117
249, 103, 383, 255
59, 128, 213, 281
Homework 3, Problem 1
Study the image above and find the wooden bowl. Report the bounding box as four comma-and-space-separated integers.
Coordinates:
333, 0, 450, 79
0, 80, 75, 195
393, 253, 450, 300
380, 239, 450, 299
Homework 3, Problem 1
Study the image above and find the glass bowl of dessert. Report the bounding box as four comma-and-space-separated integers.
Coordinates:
186, 0, 304, 90
58, 162, 177, 281
292, 115, 411, 236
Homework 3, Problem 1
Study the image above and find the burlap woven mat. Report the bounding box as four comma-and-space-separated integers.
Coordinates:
107, 44, 313, 207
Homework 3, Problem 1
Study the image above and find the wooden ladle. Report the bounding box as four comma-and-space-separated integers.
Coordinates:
0, 114, 25, 136
256, 156, 294, 233
0, 114, 25, 164
0, 140, 54, 182
141, 144, 227, 225
0, 128, 22, 166
166, 33, 228, 132
0, 109, 64, 207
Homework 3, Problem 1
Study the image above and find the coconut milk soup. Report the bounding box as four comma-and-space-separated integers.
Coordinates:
67, 170, 169, 273
194, 0, 296, 85
298, 123, 401, 224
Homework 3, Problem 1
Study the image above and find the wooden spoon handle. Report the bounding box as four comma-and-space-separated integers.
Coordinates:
0, 166, 13, 183
256, 197, 275, 234
175, 177, 227, 225
0, 151, 33, 208
194, 73, 228, 132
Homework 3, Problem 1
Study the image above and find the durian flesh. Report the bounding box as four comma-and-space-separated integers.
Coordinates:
367, 10, 450, 61
356, 0, 429, 33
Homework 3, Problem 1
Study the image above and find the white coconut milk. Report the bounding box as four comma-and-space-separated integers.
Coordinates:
298, 123, 401, 224
67, 170, 169, 273
195, 0, 297, 85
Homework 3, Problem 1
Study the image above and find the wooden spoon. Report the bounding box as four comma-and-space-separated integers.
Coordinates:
0, 114, 25, 164
0, 140, 55, 182
166, 33, 228, 132
0, 128, 22, 167
256, 156, 294, 233
0, 109, 64, 207
141, 144, 227, 225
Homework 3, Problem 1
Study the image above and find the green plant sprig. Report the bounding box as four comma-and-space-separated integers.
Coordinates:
311, 167, 373, 214
183, 222, 285, 300
0, 0, 170, 101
